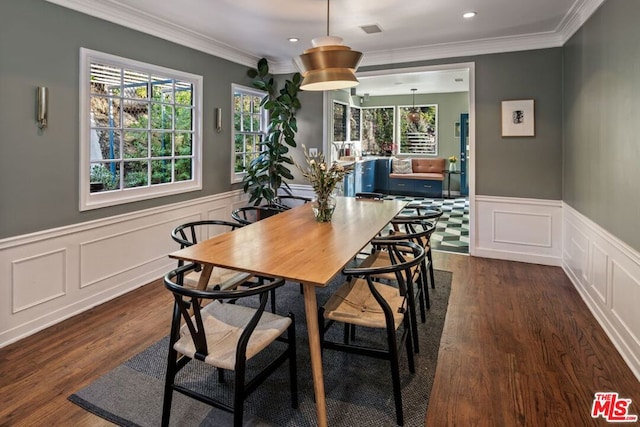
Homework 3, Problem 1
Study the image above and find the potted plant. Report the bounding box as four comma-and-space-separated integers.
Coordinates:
242, 58, 302, 205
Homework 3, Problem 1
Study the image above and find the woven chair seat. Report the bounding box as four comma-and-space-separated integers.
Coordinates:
323, 278, 407, 329
174, 300, 291, 371
184, 268, 252, 291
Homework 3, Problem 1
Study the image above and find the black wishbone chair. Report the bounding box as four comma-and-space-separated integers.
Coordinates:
171, 220, 252, 291
231, 205, 287, 226
162, 264, 298, 427
364, 219, 435, 353
394, 205, 443, 290
273, 194, 312, 209
319, 240, 425, 426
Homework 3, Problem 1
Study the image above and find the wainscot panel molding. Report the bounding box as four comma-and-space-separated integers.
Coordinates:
0, 190, 249, 348
562, 203, 640, 381
473, 195, 563, 266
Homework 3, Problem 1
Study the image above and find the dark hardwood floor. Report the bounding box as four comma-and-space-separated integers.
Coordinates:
1, 252, 639, 426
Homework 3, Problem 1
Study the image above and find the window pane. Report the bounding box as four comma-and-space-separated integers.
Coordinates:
93, 129, 121, 160
175, 132, 192, 156
89, 162, 121, 192
123, 160, 148, 188
151, 132, 172, 157
234, 155, 244, 173
242, 114, 251, 132
90, 63, 121, 95
234, 134, 243, 153
151, 159, 172, 184
123, 100, 149, 129
175, 106, 192, 131
350, 107, 361, 140
124, 131, 148, 158
242, 95, 251, 113
175, 158, 192, 181
123, 69, 148, 99
151, 104, 173, 129
175, 81, 193, 105
252, 95, 262, 111
151, 76, 173, 103
91, 96, 121, 128
252, 113, 261, 132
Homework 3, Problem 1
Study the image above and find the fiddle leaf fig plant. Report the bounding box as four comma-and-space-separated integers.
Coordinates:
242, 58, 302, 205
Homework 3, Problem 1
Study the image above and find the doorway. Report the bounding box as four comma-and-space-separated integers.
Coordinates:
324, 62, 476, 255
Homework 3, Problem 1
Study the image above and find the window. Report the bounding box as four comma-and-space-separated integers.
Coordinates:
361, 107, 395, 155
333, 101, 348, 142
398, 105, 438, 155
79, 48, 202, 211
350, 106, 361, 141
231, 84, 267, 183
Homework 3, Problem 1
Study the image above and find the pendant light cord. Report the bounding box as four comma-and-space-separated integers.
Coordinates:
326, 0, 330, 37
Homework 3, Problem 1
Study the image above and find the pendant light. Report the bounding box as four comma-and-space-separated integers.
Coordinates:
299, 0, 363, 91
407, 88, 420, 123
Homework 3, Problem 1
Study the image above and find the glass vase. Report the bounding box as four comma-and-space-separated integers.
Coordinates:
449, 162, 457, 172
312, 195, 336, 222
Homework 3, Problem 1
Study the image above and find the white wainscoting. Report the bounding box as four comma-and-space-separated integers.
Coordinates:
473, 195, 563, 266
0, 190, 249, 348
562, 203, 640, 380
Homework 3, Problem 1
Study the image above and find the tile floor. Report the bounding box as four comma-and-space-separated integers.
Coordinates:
383, 196, 469, 254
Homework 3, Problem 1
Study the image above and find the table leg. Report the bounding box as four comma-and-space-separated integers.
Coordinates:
302, 283, 328, 427
196, 264, 213, 290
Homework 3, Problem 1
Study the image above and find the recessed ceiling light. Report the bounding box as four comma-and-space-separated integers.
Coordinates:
463, 11, 477, 19
288, 37, 299, 43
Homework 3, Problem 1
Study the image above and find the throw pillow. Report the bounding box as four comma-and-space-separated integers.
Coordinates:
392, 158, 413, 174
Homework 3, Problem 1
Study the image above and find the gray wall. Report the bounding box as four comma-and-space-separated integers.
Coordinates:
563, 0, 640, 251
359, 48, 564, 200
0, 0, 258, 238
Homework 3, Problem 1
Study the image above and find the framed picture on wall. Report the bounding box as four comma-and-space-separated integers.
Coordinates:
454, 122, 460, 138
501, 99, 535, 137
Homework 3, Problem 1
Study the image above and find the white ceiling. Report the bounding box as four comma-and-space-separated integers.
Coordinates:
48, 0, 605, 95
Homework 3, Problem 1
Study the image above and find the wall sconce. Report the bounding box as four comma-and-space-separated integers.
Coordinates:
215, 107, 222, 133
36, 86, 48, 129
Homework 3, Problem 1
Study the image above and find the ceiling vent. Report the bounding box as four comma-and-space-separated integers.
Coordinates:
360, 24, 382, 34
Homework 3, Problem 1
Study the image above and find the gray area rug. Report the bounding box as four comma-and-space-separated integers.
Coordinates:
69, 270, 452, 426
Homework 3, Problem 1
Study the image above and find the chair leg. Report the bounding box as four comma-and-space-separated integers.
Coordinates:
427, 248, 435, 289
405, 281, 420, 354
386, 321, 404, 426
233, 364, 246, 427
287, 313, 299, 408
270, 288, 276, 313
161, 347, 179, 427
421, 260, 430, 312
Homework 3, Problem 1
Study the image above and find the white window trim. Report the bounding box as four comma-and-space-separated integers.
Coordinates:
230, 83, 267, 184
79, 47, 203, 211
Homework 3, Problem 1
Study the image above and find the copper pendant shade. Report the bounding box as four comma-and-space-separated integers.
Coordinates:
408, 88, 421, 123
299, 0, 363, 91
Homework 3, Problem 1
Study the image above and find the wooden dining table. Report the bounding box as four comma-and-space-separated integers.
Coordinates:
169, 196, 407, 426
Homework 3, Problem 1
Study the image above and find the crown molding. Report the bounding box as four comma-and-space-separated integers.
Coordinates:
46, 0, 605, 75
556, 0, 607, 44
44, 0, 259, 68
271, 31, 565, 74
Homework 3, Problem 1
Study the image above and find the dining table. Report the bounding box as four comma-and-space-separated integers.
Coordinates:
169, 196, 407, 426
